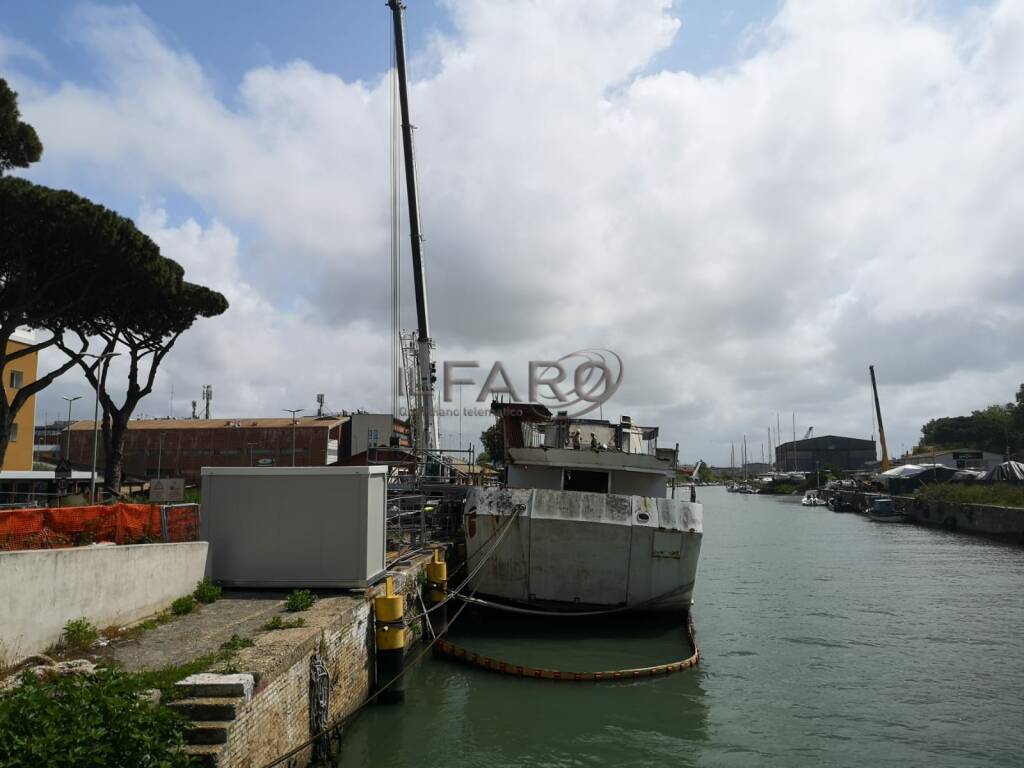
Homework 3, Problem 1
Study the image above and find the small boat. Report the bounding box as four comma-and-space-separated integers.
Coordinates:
828, 496, 857, 513
867, 497, 905, 523
737, 484, 757, 494
801, 491, 827, 507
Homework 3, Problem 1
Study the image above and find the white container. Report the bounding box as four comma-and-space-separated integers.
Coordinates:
201, 466, 386, 588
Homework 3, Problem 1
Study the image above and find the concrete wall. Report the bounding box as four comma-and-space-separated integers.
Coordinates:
826, 489, 1024, 543
0, 541, 209, 664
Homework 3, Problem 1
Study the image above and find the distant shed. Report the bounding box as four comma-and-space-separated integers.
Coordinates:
775, 435, 877, 472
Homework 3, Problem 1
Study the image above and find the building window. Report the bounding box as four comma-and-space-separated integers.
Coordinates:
8, 370, 24, 390
8, 423, 18, 442
368, 429, 380, 446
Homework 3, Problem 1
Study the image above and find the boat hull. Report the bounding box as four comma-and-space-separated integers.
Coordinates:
463, 487, 703, 612
868, 513, 907, 523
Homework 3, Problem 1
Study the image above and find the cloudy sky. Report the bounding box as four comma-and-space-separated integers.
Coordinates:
3, 0, 1023, 465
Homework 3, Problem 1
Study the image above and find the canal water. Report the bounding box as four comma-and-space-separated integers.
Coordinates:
338, 487, 1024, 767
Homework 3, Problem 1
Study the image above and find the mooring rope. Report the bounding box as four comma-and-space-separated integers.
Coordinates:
432, 611, 700, 682
257, 503, 524, 768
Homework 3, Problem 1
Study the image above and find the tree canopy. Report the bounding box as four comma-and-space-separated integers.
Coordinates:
0, 79, 42, 174
59, 275, 228, 493
919, 384, 1024, 459
0, 82, 229, 475
479, 422, 505, 465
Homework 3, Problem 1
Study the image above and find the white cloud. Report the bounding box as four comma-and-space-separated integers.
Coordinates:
18, 0, 1024, 462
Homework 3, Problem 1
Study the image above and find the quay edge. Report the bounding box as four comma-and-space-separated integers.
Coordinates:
822, 489, 1024, 544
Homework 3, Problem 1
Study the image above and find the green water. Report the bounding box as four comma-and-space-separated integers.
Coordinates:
337, 487, 1024, 767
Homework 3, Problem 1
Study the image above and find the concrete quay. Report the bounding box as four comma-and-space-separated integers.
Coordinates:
823, 489, 1024, 544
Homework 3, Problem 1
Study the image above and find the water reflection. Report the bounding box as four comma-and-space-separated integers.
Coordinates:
338, 611, 709, 767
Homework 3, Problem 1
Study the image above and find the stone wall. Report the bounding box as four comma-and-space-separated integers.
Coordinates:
826, 489, 1024, 543
214, 554, 432, 768
0, 541, 209, 665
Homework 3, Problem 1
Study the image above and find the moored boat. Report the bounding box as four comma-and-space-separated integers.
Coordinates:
867, 497, 906, 523
464, 403, 702, 613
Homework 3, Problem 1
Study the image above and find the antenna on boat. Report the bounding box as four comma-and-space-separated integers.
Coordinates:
388, 0, 438, 453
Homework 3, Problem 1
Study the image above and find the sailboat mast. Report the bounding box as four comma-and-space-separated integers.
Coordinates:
388, 0, 437, 452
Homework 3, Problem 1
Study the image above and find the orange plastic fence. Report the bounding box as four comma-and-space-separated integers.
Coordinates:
0, 503, 198, 551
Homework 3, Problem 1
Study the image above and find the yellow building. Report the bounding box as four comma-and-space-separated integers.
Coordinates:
2, 328, 38, 472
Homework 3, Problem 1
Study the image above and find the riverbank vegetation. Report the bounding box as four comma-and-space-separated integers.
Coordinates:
916, 483, 1024, 509
0, 669, 194, 768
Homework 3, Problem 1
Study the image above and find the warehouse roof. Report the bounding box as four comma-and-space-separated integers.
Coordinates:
776, 435, 876, 450
68, 416, 347, 431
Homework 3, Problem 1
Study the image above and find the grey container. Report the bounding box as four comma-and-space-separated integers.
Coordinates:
200, 466, 386, 588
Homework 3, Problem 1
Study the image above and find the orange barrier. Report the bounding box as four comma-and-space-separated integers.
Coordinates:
0, 503, 198, 551
433, 613, 700, 682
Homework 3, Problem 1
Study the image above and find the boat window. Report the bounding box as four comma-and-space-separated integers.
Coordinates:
563, 469, 609, 493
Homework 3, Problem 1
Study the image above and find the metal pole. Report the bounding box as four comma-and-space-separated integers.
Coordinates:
388, 0, 437, 452
284, 409, 303, 467
157, 433, 164, 479
62, 395, 81, 459
869, 365, 891, 471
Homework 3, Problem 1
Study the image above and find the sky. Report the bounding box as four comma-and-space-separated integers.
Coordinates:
3, 0, 1023, 465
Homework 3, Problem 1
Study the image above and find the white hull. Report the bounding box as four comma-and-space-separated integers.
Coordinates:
464, 487, 703, 612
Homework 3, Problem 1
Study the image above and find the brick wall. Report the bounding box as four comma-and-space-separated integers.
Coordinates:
215, 556, 431, 768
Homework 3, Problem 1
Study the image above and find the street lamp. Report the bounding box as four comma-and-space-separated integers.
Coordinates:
83, 352, 120, 502
283, 409, 303, 467
61, 395, 82, 460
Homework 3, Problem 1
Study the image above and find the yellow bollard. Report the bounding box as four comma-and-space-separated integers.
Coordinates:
423, 548, 449, 635
373, 576, 406, 703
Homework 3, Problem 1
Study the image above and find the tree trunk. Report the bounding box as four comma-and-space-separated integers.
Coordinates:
0, 403, 11, 468
0, 412, 12, 469
105, 411, 130, 495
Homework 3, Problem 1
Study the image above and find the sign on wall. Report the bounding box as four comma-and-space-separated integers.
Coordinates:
149, 478, 185, 503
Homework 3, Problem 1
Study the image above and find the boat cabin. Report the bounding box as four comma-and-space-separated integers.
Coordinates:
491, 403, 677, 499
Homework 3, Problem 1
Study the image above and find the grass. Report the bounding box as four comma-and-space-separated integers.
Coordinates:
61, 618, 98, 652
916, 482, 1024, 508
219, 634, 254, 652
129, 635, 254, 701
261, 616, 306, 631
192, 578, 222, 605
170, 596, 195, 616
285, 589, 316, 612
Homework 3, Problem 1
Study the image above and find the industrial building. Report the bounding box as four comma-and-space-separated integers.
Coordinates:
339, 413, 410, 460
897, 449, 1003, 472
1, 328, 38, 472
775, 434, 877, 472
65, 412, 411, 486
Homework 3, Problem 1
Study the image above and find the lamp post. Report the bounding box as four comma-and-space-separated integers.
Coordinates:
61, 395, 82, 460
284, 409, 303, 466
84, 352, 120, 502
